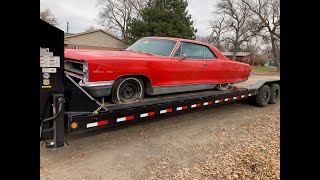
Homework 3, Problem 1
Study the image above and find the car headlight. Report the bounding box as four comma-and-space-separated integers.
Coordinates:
83, 62, 89, 83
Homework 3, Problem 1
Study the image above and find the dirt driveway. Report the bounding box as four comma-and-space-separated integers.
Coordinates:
41, 100, 280, 179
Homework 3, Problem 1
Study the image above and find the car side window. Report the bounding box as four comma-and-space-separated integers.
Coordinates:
182, 42, 205, 60
203, 46, 217, 60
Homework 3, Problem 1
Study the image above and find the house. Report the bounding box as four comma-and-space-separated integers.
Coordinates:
221, 52, 252, 61
64, 30, 128, 50
222, 52, 265, 66
265, 59, 279, 67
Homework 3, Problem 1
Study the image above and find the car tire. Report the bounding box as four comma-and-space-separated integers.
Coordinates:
215, 83, 230, 91
255, 85, 271, 107
111, 77, 144, 104
269, 83, 280, 104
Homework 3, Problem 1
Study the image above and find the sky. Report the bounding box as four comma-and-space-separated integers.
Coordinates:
40, 0, 216, 37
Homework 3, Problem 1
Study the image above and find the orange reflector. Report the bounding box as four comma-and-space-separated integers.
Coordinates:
71, 122, 78, 129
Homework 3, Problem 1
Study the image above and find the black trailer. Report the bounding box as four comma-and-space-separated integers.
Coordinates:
40, 20, 280, 149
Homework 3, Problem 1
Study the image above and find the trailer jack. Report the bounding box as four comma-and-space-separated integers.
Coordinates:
40, 94, 67, 149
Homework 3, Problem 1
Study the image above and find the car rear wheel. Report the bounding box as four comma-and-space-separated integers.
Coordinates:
111, 77, 144, 104
215, 83, 230, 91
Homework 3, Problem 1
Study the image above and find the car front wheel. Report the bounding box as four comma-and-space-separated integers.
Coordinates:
111, 77, 144, 104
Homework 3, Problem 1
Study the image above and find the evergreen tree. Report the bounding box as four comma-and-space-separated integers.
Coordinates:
128, 0, 197, 44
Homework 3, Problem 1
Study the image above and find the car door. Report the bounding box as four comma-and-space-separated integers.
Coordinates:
204, 46, 233, 84
170, 41, 208, 85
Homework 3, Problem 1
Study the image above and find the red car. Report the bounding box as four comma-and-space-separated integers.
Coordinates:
64, 37, 251, 104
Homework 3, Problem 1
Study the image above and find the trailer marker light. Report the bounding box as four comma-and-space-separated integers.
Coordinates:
71, 122, 78, 129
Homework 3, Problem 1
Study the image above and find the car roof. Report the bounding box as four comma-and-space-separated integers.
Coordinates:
144, 36, 213, 47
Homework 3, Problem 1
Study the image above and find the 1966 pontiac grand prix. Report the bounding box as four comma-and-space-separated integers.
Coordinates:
64, 37, 251, 104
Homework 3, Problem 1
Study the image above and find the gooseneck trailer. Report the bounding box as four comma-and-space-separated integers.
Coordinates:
40, 19, 280, 149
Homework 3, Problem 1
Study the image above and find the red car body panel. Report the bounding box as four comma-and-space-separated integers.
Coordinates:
64, 37, 251, 96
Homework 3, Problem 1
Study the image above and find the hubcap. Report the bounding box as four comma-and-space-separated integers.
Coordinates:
117, 79, 142, 103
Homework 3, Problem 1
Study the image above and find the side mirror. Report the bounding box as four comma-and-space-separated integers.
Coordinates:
181, 54, 187, 60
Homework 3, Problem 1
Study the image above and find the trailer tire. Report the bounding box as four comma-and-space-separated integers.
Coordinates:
255, 85, 271, 107
269, 83, 280, 104
112, 77, 144, 104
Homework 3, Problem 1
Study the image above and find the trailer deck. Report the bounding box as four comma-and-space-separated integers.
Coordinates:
42, 74, 280, 148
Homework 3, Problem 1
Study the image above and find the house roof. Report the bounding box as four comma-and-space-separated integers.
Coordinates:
222, 52, 251, 57
64, 30, 127, 44
64, 33, 76, 37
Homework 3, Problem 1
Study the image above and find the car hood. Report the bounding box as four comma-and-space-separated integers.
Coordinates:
64, 49, 166, 62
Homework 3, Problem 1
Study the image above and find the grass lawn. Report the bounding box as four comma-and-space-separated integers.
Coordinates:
251, 66, 279, 76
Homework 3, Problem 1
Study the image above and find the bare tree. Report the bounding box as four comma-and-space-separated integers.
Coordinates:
97, 0, 147, 43
209, 13, 229, 51
217, 0, 256, 60
40, 9, 58, 26
84, 25, 99, 32
241, 0, 280, 71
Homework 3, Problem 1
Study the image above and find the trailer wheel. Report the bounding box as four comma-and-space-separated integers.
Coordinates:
215, 83, 230, 91
112, 77, 144, 104
269, 84, 280, 104
255, 85, 271, 107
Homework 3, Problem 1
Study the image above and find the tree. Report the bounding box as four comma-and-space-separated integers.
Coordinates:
241, 0, 280, 71
128, 0, 197, 44
209, 13, 229, 51
84, 25, 99, 32
217, 0, 256, 60
40, 9, 58, 26
97, 0, 146, 43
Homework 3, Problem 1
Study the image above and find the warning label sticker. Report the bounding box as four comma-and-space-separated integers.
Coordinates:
40, 48, 60, 67
42, 68, 57, 73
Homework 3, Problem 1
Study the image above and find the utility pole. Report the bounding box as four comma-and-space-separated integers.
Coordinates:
67, 22, 69, 33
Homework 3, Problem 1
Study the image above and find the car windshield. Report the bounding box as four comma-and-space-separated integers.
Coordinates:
126, 38, 177, 57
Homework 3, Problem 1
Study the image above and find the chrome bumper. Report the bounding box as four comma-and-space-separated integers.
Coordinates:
79, 81, 115, 97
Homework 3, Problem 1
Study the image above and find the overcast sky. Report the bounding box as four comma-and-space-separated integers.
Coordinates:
40, 0, 216, 37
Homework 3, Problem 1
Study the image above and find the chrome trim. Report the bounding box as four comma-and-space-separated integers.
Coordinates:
64, 70, 82, 79
79, 81, 114, 87
151, 84, 217, 95
79, 80, 115, 97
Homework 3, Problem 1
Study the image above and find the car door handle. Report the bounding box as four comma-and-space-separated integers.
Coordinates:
203, 64, 208, 68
